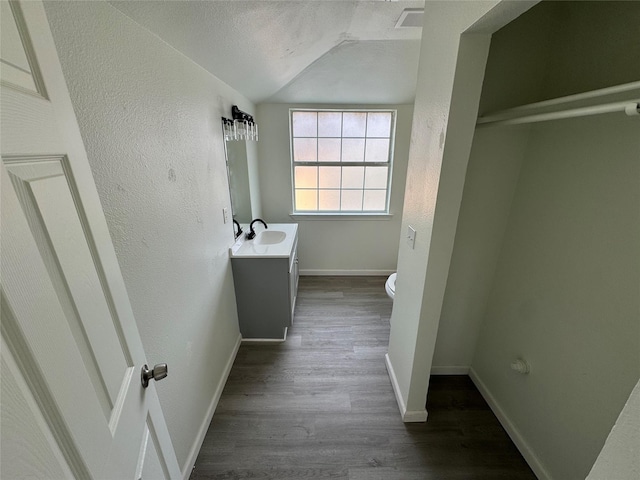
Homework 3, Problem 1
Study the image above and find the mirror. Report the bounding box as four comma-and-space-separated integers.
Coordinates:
223, 133, 261, 225
224, 139, 252, 223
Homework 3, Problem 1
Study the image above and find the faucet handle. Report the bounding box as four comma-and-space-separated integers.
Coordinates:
247, 218, 268, 240
233, 219, 243, 239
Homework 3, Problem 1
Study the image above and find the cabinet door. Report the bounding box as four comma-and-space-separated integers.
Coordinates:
289, 244, 299, 319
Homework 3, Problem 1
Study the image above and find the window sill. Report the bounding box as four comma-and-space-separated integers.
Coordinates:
289, 213, 394, 221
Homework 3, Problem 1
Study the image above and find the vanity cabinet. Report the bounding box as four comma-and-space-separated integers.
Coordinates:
289, 240, 299, 319
231, 227, 299, 340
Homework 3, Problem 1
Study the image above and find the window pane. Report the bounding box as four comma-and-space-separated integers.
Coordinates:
290, 109, 395, 215
295, 166, 317, 188
363, 190, 387, 211
292, 111, 317, 137
319, 190, 340, 210
318, 112, 342, 137
318, 138, 341, 162
293, 138, 317, 161
364, 166, 388, 189
366, 112, 392, 137
295, 189, 317, 210
365, 138, 389, 162
341, 190, 363, 211
342, 166, 364, 189
342, 138, 365, 162
342, 112, 366, 137
318, 166, 341, 188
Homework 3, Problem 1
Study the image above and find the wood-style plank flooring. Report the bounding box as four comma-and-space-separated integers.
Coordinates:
190, 276, 536, 479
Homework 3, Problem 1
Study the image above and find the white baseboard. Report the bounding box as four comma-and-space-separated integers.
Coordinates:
385, 354, 428, 423
181, 333, 242, 480
469, 367, 552, 480
300, 269, 395, 276
431, 366, 470, 375
241, 328, 288, 344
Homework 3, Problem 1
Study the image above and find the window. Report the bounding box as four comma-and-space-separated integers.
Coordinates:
290, 109, 395, 214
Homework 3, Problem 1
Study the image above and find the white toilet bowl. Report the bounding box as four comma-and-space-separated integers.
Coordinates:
385, 272, 397, 300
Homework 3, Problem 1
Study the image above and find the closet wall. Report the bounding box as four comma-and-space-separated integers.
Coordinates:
437, 2, 640, 479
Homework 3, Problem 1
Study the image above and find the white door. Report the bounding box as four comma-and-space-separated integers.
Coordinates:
1, 1, 181, 478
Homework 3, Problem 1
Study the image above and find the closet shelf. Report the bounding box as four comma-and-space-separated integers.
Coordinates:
477, 81, 640, 127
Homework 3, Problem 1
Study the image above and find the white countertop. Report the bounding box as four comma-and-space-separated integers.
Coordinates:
230, 223, 298, 258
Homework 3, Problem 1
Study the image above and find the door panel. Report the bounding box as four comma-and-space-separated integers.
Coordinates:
137, 420, 169, 480
0, 1, 180, 478
6, 156, 131, 415
0, 1, 46, 97
2, 168, 110, 476
0, 346, 75, 479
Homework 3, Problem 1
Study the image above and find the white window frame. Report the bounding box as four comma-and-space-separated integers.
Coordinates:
289, 108, 396, 216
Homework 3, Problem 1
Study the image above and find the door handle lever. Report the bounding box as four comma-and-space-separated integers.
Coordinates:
141, 363, 168, 388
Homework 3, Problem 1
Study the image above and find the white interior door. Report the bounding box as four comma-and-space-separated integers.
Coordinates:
1, 1, 181, 478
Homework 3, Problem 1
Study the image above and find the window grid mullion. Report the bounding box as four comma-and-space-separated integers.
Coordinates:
340, 113, 344, 163
315, 165, 319, 211
294, 161, 387, 167
363, 111, 368, 167
339, 112, 343, 210
291, 109, 394, 213
315, 111, 319, 210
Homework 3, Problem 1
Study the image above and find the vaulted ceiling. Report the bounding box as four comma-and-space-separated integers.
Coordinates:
109, 0, 424, 104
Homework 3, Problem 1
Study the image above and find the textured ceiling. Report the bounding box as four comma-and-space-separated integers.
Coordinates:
109, 0, 424, 104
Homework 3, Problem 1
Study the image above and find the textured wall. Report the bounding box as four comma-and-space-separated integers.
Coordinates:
44, 1, 252, 472
433, 126, 529, 369
256, 103, 413, 274
587, 379, 640, 480
478, 1, 640, 114
472, 113, 640, 480
438, 4, 640, 479
386, 0, 513, 418
434, 1, 555, 373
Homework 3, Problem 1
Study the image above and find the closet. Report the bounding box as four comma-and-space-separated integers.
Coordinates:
437, 2, 640, 480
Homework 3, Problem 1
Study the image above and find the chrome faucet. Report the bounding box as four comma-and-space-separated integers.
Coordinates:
246, 218, 268, 240
233, 219, 243, 239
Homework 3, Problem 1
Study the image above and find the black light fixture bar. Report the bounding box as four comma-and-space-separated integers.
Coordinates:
221, 105, 258, 141
232, 105, 254, 123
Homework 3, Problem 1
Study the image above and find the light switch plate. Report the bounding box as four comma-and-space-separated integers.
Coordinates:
407, 225, 416, 249
222, 207, 229, 224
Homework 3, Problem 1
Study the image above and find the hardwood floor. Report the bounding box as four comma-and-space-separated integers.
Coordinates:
190, 276, 536, 479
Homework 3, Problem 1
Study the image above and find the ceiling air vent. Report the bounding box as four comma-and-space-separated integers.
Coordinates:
395, 8, 424, 28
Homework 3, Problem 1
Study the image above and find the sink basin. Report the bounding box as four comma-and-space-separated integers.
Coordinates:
254, 230, 286, 245
230, 223, 297, 258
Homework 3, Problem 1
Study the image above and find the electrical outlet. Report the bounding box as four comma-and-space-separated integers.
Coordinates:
407, 225, 416, 249
222, 207, 229, 224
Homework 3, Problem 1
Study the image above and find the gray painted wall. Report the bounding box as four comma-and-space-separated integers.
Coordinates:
478, 1, 640, 114
45, 1, 248, 474
433, 126, 529, 369
472, 113, 639, 480
386, 0, 512, 420
256, 103, 413, 274
438, 2, 640, 478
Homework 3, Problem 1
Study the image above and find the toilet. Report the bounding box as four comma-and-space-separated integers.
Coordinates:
385, 272, 397, 300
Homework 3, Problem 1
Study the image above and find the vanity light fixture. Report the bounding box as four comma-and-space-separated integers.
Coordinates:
221, 105, 258, 141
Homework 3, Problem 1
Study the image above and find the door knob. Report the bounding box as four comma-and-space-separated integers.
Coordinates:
141, 363, 168, 388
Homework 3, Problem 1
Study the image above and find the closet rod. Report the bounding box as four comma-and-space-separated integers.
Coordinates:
480, 81, 640, 121
477, 101, 639, 127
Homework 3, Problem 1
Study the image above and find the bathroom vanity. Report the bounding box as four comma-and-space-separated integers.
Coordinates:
229, 223, 299, 340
